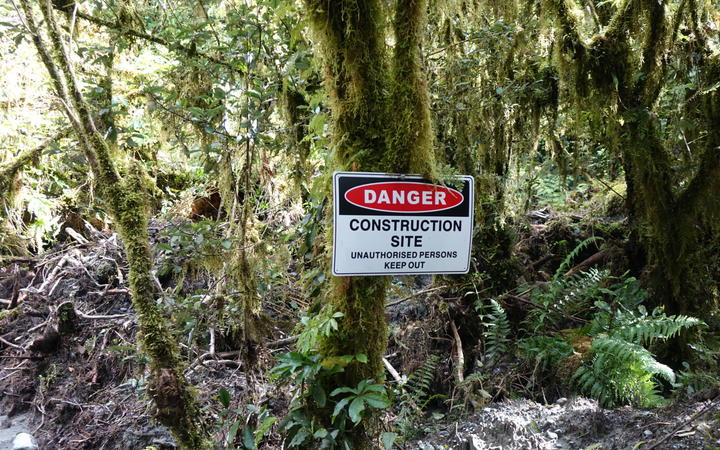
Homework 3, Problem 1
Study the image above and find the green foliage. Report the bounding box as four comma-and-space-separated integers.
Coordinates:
515, 237, 706, 408
574, 301, 704, 408
517, 336, 573, 370
270, 310, 390, 448
330, 379, 390, 425
574, 336, 672, 408
395, 354, 441, 440
554, 236, 603, 281
155, 220, 232, 276
296, 311, 344, 354
526, 267, 609, 332
476, 299, 511, 364
213, 388, 277, 449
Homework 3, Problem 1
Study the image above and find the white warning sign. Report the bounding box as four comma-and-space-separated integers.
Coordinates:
332, 172, 474, 276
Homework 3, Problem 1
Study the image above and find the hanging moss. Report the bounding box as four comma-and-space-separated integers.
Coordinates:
0, 127, 72, 203
304, 0, 390, 172
112, 164, 210, 448
280, 82, 311, 198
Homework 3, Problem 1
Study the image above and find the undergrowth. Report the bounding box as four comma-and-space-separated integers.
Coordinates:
470, 238, 708, 409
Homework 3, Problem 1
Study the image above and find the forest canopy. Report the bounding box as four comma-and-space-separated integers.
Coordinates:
0, 0, 719, 448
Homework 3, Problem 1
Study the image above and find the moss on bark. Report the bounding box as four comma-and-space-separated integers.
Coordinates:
304, 0, 438, 444
544, 0, 720, 318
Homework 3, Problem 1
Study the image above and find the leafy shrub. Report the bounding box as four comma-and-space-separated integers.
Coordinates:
270, 309, 391, 448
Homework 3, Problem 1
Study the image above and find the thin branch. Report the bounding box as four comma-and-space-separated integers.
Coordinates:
386, 285, 446, 308
73, 10, 243, 75
646, 393, 720, 449
0, 336, 24, 350
0, 127, 72, 193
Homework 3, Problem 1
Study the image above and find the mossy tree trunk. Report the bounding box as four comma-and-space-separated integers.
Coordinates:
304, 0, 437, 444
18, 1, 209, 447
544, 0, 720, 316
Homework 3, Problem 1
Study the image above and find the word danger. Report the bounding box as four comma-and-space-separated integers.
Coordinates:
345, 182, 463, 213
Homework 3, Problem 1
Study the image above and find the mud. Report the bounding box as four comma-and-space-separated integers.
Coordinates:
415, 397, 720, 450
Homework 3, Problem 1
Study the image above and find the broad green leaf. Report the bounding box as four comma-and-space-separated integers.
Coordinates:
242, 426, 255, 449
330, 386, 356, 396
218, 388, 231, 408
312, 384, 327, 407
381, 432, 398, 450
363, 393, 389, 408
288, 429, 309, 447
348, 397, 365, 424
332, 397, 351, 420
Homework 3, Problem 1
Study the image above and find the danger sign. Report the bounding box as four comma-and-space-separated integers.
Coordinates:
332, 172, 474, 276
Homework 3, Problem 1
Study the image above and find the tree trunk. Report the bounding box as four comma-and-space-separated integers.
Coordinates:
304, 0, 437, 444
19, 1, 209, 447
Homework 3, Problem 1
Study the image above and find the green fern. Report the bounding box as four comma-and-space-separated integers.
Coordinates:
554, 236, 604, 281
396, 354, 441, 439
517, 335, 573, 369
604, 310, 701, 346
477, 299, 511, 363
526, 268, 609, 332
574, 337, 671, 408
575, 308, 703, 408
404, 354, 440, 407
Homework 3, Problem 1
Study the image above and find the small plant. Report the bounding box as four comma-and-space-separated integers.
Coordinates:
271, 308, 391, 448
477, 299, 511, 364
517, 335, 573, 370
214, 388, 278, 449
330, 379, 390, 425
514, 237, 705, 408
395, 354, 442, 440
525, 237, 607, 332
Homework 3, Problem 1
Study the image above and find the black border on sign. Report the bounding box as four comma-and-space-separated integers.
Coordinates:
332, 171, 475, 276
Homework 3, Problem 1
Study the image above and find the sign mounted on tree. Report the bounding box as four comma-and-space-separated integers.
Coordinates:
333, 172, 474, 276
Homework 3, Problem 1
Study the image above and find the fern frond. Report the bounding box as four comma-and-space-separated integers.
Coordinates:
483, 300, 511, 363
574, 337, 677, 408
554, 236, 604, 281
612, 311, 703, 345
517, 336, 573, 368
405, 354, 439, 405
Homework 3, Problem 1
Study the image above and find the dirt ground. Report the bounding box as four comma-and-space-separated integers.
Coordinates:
414, 397, 720, 449
0, 225, 285, 449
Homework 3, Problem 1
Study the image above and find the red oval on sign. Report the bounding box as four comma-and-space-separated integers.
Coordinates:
344, 182, 464, 213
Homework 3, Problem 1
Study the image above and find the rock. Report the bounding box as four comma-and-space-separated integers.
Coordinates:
556, 397, 568, 406
12, 433, 37, 450
466, 434, 484, 450
547, 431, 559, 439
643, 430, 653, 437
